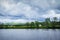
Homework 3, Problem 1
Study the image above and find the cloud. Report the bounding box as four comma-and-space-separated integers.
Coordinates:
42, 10, 60, 18
0, 0, 60, 23
0, 0, 40, 19
0, 18, 35, 24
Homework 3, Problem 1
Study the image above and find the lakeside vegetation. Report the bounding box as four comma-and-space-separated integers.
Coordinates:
0, 17, 60, 29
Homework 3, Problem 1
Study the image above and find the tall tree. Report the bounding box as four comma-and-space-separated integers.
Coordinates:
30, 22, 35, 28
26, 22, 30, 28
45, 18, 51, 28
52, 17, 58, 28
35, 21, 39, 28
53, 17, 57, 22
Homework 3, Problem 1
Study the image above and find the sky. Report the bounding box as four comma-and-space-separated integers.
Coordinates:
0, 0, 60, 23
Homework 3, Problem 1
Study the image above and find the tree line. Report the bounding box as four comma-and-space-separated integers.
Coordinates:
0, 17, 60, 29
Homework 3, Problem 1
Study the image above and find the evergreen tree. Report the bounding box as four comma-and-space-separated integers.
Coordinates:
26, 22, 30, 28
30, 22, 35, 28
45, 18, 51, 28
35, 21, 39, 28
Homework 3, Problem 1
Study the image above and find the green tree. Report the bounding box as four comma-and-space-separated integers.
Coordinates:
58, 18, 60, 22
0, 23, 5, 29
53, 17, 57, 22
30, 22, 35, 28
51, 17, 58, 28
35, 21, 39, 28
0, 24, 3, 29
26, 22, 30, 28
45, 18, 51, 28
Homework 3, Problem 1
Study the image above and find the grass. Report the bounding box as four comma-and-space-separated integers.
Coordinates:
0, 25, 60, 29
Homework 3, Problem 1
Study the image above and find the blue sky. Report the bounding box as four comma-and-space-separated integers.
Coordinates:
0, 0, 60, 23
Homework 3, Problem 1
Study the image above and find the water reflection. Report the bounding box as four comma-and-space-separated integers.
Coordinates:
0, 29, 60, 40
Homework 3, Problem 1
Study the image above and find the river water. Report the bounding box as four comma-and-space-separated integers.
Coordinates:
0, 29, 60, 40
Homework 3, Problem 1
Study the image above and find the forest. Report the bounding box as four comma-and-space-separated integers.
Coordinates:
0, 17, 60, 29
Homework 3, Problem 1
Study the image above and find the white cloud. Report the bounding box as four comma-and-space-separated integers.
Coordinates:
0, 0, 40, 19
0, 18, 35, 23
0, 0, 60, 23
42, 10, 60, 18
0, 0, 14, 11
22, 0, 51, 9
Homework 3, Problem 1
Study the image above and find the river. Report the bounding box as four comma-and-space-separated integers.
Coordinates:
0, 29, 60, 40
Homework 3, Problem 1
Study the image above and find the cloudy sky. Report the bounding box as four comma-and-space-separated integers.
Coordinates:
0, 0, 60, 23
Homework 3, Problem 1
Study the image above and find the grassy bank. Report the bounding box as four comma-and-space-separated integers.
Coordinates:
0, 25, 60, 29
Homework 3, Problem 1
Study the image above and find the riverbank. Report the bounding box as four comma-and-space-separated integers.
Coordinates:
0, 25, 60, 29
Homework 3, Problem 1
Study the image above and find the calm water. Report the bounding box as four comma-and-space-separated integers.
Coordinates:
0, 29, 60, 40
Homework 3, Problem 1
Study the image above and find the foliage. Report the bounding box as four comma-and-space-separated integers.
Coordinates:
0, 17, 60, 29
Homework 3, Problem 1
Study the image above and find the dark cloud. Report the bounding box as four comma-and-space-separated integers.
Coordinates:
56, 6, 60, 10
0, 13, 5, 16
